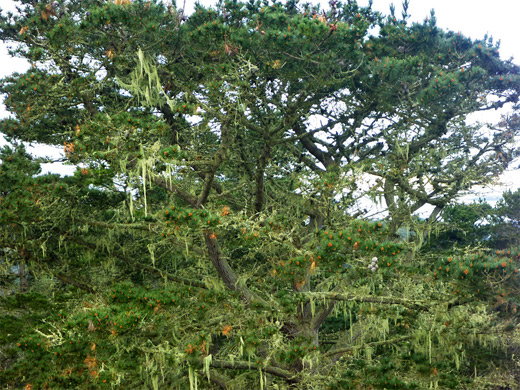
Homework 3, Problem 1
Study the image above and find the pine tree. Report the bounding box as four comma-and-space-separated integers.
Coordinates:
1, 1, 520, 388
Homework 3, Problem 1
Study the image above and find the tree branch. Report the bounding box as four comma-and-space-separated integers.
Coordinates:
310, 301, 335, 333
210, 359, 299, 383
254, 142, 271, 213
55, 273, 96, 294
293, 123, 334, 168
152, 174, 198, 207
198, 369, 231, 389
303, 292, 429, 311
323, 335, 412, 359
196, 124, 233, 207
203, 232, 263, 303
125, 157, 198, 207
66, 234, 207, 289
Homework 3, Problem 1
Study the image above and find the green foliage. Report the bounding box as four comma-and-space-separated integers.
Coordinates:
430, 201, 494, 249
1, 0, 520, 389
427, 189, 520, 251
492, 188, 520, 248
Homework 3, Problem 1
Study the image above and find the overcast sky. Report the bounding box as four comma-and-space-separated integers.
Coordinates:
1, 0, 519, 201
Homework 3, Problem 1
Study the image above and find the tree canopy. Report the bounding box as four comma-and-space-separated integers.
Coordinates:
491, 187, 520, 249
1, 0, 520, 389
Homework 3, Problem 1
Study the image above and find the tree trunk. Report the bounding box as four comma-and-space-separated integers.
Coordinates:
384, 177, 401, 236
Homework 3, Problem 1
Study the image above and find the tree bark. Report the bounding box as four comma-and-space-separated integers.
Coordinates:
55, 273, 96, 294
254, 143, 271, 213
204, 232, 263, 304
19, 259, 28, 293
210, 359, 298, 383
383, 177, 400, 236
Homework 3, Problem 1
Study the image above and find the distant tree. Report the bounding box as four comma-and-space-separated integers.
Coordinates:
357, 8, 520, 238
491, 187, 520, 248
427, 200, 494, 250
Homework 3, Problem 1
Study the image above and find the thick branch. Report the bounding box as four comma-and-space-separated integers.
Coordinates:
55, 273, 96, 294
159, 103, 180, 143
77, 218, 158, 232
196, 361, 233, 389
135, 263, 207, 289
75, 218, 205, 256
323, 335, 412, 359
210, 360, 298, 383
197, 125, 233, 207
427, 205, 443, 224
310, 301, 335, 333
152, 174, 198, 207
393, 173, 450, 208
206, 370, 231, 389
304, 292, 429, 311
254, 142, 271, 213
197, 172, 217, 208
293, 123, 334, 168
383, 177, 398, 218
203, 232, 263, 303
19, 259, 28, 293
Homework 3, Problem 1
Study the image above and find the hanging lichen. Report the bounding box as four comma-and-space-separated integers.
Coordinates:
141, 148, 147, 217
116, 48, 176, 110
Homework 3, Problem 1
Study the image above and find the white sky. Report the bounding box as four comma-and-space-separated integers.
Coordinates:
1, 0, 519, 200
